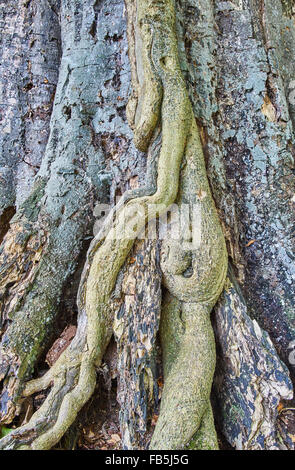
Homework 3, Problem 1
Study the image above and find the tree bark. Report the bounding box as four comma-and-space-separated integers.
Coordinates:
0, 0, 294, 450
0, 0, 143, 423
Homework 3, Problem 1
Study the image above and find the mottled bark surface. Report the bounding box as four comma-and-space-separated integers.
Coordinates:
178, 0, 295, 447
176, 0, 295, 376
213, 271, 293, 450
0, 0, 144, 423
114, 239, 162, 449
0, 0, 294, 450
0, 0, 60, 215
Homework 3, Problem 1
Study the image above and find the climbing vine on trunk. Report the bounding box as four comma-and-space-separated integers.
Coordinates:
0, 0, 227, 450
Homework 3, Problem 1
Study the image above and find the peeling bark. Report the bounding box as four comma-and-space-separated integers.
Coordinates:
114, 239, 162, 449
0, 0, 294, 451
0, 0, 228, 449
179, 0, 295, 374
0, 0, 143, 423
213, 270, 293, 450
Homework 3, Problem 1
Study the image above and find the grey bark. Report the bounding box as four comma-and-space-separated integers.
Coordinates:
0, 0, 145, 423
0, 0, 61, 218
213, 269, 293, 450
0, 0, 294, 450
176, 0, 295, 376
177, 0, 295, 448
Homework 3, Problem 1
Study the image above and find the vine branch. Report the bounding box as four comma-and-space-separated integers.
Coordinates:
0, 0, 227, 450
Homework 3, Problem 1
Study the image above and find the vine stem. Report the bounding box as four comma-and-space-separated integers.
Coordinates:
0, 0, 227, 450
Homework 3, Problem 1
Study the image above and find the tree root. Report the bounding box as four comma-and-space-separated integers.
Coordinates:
0, 0, 227, 450
150, 294, 219, 449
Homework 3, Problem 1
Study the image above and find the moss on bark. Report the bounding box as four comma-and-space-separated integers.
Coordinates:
0, 0, 228, 450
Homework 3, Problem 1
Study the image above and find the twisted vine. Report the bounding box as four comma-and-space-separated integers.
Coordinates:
0, 0, 227, 450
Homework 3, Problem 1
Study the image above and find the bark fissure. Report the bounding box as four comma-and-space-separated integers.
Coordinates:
0, 0, 228, 450
0, 0, 292, 452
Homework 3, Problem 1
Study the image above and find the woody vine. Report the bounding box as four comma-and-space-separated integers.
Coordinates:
0, 0, 227, 450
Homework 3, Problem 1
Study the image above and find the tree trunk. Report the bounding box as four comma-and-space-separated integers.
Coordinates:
0, 0, 294, 450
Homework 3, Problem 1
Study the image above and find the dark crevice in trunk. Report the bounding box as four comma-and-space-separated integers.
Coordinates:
30, 235, 93, 381
0, 207, 16, 246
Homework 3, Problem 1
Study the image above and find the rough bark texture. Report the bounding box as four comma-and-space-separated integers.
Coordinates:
213, 0, 295, 375
176, 0, 295, 446
0, 0, 228, 450
0, 0, 60, 216
114, 239, 162, 450
0, 0, 294, 451
174, 0, 295, 377
0, 0, 144, 423
213, 270, 293, 450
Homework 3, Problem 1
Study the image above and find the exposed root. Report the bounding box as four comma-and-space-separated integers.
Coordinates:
0, 0, 227, 450
150, 296, 219, 449
188, 404, 218, 450
148, 104, 227, 448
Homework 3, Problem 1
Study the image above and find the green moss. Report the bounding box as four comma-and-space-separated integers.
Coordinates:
14, 178, 46, 223
0, 0, 227, 450
0, 427, 13, 438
